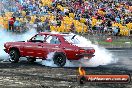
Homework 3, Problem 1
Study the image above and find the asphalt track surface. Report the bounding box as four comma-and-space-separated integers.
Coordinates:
0, 49, 132, 88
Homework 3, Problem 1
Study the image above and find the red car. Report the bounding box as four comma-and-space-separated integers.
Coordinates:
4, 32, 95, 67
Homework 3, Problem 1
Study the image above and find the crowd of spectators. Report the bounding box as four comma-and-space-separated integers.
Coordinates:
0, 0, 132, 35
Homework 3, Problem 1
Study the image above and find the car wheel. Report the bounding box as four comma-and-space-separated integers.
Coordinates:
27, 57, 36, 63
9, 49, 20, 63
53, 52, 66, 67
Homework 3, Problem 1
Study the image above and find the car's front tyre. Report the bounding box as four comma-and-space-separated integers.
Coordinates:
9, 49, 20, 63
53, 52, 66, 67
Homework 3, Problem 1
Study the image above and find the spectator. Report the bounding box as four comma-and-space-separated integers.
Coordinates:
43, 18, 50, 32
56, 14, 62, 26
115, 16, 120, 23
9, 17, 16, 31
14, 20, 21, 32
70, 22, 75, 33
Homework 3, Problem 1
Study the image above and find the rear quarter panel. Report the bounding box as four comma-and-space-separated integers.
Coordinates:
58, 35, 81, 60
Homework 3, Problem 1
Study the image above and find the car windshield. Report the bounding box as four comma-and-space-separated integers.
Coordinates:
63, 35, 80, 44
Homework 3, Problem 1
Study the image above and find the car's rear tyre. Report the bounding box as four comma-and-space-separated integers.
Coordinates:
27, 57, 36, 63
53, 52, 66, 67
9, 49, 20, 63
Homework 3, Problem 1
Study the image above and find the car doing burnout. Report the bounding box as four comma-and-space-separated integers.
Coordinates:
4, 32, 95, 67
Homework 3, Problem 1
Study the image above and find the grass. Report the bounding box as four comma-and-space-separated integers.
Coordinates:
96, 39, 132, 48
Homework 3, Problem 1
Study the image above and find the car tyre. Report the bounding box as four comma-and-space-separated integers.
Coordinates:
9, 49, 20, 63
53, 52, 66, 67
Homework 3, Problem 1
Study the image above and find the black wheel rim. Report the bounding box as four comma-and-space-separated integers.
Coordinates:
9, 51, 15, 61
56, 56, 64, 65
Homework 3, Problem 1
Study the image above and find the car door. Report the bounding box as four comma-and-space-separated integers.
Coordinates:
24, 34, 47, 58
23, 41, 38, 57
45, 35, 61, 53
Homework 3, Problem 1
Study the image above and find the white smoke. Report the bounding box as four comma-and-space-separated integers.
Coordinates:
41, 52, 57, 67
0, 28, 37, 61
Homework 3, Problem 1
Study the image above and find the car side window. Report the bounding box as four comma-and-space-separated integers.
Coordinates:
46, 36, 61, 44
31, 34, 45, 43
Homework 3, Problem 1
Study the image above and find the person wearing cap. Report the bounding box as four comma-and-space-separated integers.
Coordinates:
9, 17, 16, 31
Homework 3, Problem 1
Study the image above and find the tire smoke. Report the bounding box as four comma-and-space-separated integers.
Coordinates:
41, 52, 57, 67
0, 28, 37, 61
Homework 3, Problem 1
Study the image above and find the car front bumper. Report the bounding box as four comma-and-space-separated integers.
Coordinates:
76, 53, 95, 59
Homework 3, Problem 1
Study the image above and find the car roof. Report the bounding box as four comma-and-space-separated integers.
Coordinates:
38, 32, 72, 36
